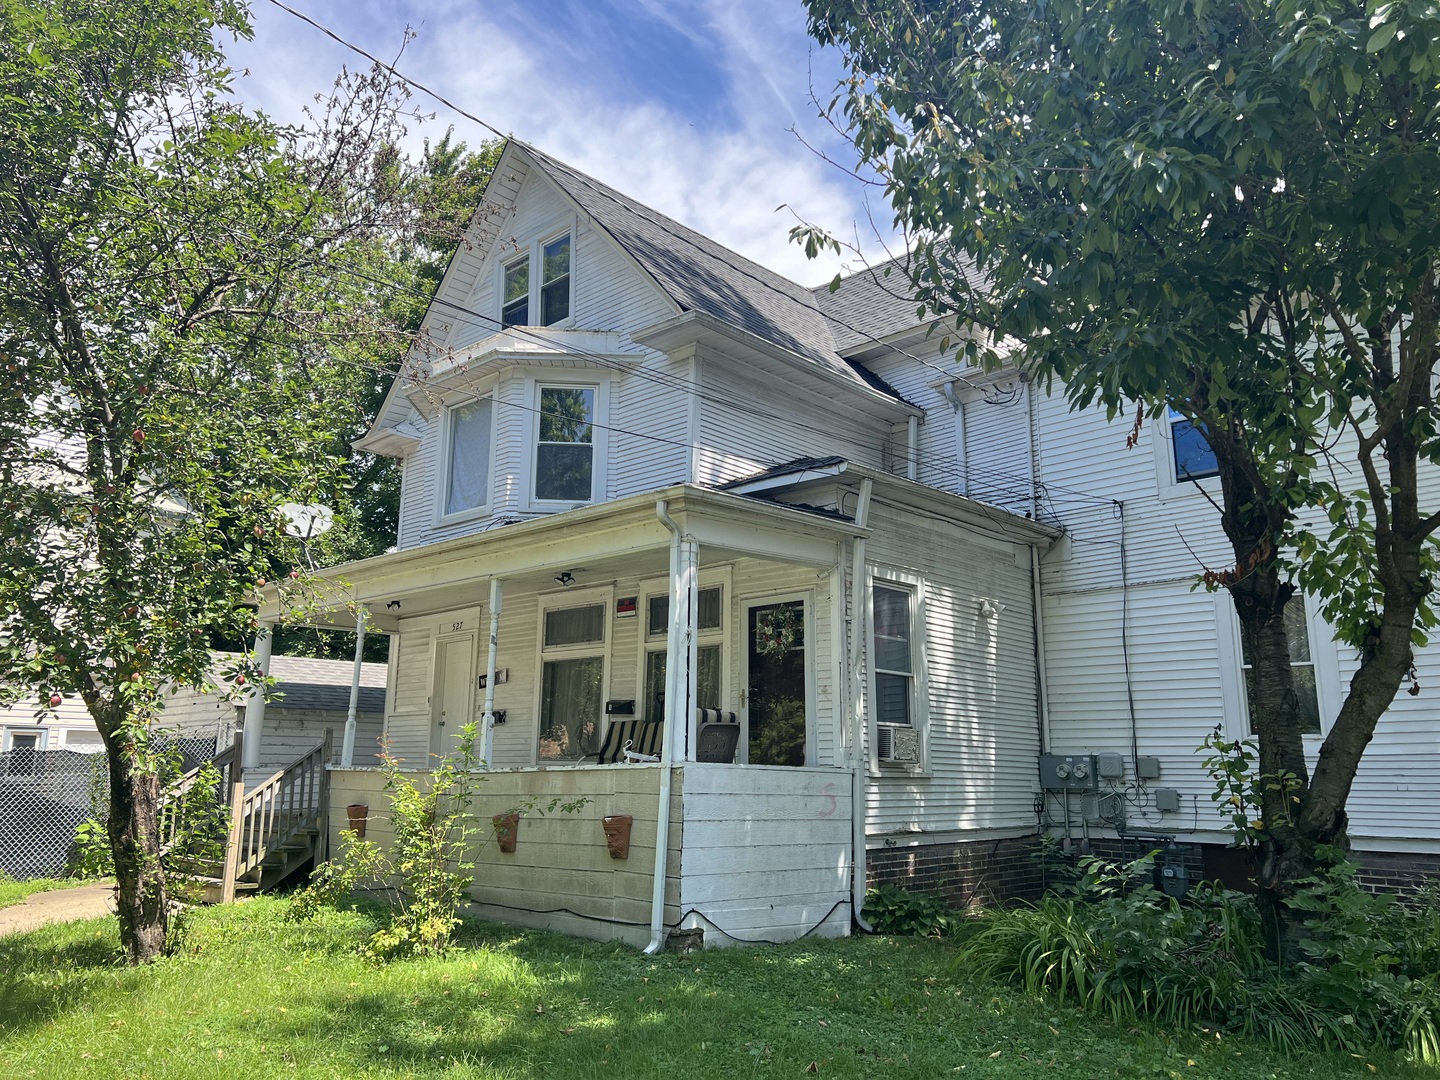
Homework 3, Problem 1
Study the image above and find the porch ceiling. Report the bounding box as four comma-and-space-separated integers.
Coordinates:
258, 485, 865, 630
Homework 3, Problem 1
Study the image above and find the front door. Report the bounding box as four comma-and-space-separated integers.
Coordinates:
743, 598, 809, 766
431, 635, 475, 758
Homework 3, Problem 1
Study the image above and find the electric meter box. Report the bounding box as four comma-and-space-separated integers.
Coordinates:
1039, 753, 1100, 791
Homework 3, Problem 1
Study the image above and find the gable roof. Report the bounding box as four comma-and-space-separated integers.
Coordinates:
518, 145, 895, 396
813, 255, 928, 353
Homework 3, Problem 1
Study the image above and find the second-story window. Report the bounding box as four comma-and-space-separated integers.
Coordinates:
535, 385, 595, 502
1169, 407, 1219, 481
502, 255, 529, 327
443, 397, 492, 517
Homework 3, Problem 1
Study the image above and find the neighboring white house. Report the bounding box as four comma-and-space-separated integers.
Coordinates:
0, 653, 388, 769
249, 140, 1437, 950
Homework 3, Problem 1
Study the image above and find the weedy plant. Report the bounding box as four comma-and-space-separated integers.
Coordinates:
291, 722, 585, 959
864, 883, 960, 938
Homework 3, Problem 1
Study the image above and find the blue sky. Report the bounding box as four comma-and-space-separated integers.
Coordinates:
228, 0, 899, 286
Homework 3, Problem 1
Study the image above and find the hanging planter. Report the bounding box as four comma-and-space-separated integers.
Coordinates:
754, 606, 801, 657
492, 812, 520, 853
601, 814, 633, 860
345, 803, 368, 838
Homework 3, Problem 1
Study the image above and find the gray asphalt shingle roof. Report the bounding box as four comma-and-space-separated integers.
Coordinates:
522, 146, 893, 395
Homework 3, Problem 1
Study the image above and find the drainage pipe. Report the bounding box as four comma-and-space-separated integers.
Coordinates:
647, 500, 689, 953
847, 478, 875, 931
341, 607, 368, 767
1031, 548, 1052, 755
480, 578, 503, 767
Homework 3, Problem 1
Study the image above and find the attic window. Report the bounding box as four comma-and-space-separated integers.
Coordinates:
502, 255, 529, 327
541, 234, 571, 324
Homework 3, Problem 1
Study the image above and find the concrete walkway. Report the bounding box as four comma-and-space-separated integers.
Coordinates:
0, 884, 115, 936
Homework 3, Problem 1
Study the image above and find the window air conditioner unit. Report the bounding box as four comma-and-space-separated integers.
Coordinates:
876, 725, 920, 764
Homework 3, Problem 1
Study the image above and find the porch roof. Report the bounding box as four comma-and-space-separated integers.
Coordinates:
256, 484, 866, 631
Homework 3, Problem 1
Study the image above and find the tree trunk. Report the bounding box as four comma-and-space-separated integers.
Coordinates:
105, 737, 169, 964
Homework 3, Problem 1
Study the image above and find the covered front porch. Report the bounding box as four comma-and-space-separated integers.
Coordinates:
255, 485, 867, 946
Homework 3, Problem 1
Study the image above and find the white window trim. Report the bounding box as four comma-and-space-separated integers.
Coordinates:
737, 590, 818, 768
533, 584, 614, 765
523, 375, 609, 511
1151, 407, 1221, 500
636, 567, 734, 736
1214, 590, 1343, 741
493, 218, 577, 331
3, 727, 48, 752
865, 565, 932, 776
434, 393, 498, 527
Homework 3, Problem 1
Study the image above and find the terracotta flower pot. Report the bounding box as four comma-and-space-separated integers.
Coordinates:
602, 814, 633, 860
492, 812, 520, 853
345, 803, 368, 838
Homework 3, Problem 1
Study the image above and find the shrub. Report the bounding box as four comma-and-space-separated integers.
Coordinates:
292, 722, 585, 959
864, 883, 959, 938
958, 850, 1440, 1063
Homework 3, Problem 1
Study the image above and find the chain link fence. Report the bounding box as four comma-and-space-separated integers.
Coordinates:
0, 730, 231, 881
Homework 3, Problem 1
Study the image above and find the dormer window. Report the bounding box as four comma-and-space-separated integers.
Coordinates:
500, 231, 572, 328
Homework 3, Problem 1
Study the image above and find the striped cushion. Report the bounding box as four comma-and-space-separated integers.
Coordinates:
694, 709, 738, 725
596, 720, 664, 764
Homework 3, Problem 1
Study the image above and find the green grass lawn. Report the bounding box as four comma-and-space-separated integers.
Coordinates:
0, 899, 1429, 1079
0, 876, 81, 908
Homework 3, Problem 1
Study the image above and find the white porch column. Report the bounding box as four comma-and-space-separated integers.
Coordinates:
669, 534, 699, 762
480, 578, 503, 768
242, 623, 273, 771
341, 606, 368, 767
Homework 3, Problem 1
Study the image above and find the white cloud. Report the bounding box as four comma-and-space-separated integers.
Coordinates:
230, 0, 899, 286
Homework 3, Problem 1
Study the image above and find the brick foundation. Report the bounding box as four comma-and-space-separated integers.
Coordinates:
867, 834, 1440, 907
866, 835, 1045, 907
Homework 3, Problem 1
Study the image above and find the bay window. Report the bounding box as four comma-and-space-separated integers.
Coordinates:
442, 397, 492, 518
535, 385, 595, 502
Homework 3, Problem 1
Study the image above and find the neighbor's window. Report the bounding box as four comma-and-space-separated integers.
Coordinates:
538, 602, 606, 762
502, 255, 529, 327
540, 233, 571, 325
443, 398, 492, 517
872, 584, 915, 726
1240, 595, 1322, 735
535, 385, 595, 502
1169, 407, 1219, 482
643, 586, 724, 723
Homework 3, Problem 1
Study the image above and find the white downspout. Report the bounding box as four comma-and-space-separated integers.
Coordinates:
647, 500, 689, 953
848, 478, 875, 932
1031, 547, 1052, 755
480, 578, 503, 767
242, 622, 273, 771
341, 607, 368, 767
905, 416, 919, 481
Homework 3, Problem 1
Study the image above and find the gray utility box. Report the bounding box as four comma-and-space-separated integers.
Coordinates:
1039, 753, 1100, 791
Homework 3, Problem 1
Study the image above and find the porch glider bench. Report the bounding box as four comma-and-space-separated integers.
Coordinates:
590, 710, 740, 765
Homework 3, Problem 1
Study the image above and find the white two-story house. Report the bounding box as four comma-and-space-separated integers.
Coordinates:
250, 142, 1059, 948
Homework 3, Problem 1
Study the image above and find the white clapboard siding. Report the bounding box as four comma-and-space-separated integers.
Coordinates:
862, 504, 1041, 836
678, 763, 851, 943
693, 361, 889, 486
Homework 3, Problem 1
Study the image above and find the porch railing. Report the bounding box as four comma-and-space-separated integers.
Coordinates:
220, 730, 332, 902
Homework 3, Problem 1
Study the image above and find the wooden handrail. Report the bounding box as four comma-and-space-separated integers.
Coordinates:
158, 732, 243, 857
220, 732, 331, 900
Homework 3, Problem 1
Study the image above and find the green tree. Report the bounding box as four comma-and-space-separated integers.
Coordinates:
0, 0, 420, 961
805, 0, 1440, 948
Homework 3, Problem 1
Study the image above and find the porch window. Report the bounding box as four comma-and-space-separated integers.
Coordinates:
643, 586, 724, 724
443, 397, 492, 517
535, 385, 595, 503
538, 601, 606, 762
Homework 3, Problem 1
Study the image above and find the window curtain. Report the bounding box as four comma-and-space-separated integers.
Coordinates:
445, 399, 492, 515
538, 656, 603, 761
